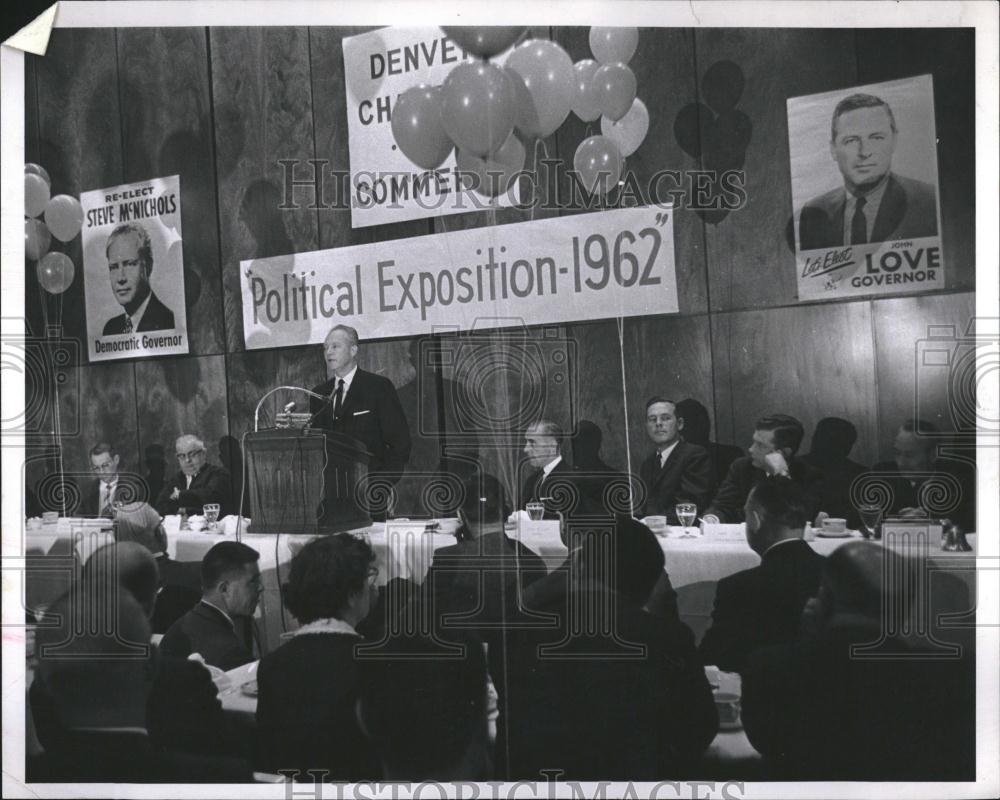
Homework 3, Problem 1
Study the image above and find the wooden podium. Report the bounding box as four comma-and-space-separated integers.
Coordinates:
243, 429, 372, 534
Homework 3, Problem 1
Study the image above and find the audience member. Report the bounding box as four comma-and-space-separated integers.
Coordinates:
703, 414, 823, 523
256, 534, 381, 781
870, 419, 976, 530
497, 517, 718, 780
160, 541, 260, 670
699, 478, 825, 673
156, 434, 234, 517
638, 396, 712, 522
31, 556, 250, 782
357, 630, 491, 780
800, 416, 867, 529
741, 541, 975, 780
674, 399, 743, 492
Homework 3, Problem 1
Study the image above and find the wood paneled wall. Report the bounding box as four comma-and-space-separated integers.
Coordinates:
24, 26, 977, 512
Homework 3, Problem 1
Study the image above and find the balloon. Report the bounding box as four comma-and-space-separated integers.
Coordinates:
571, 59, 602, 122
25, 217, 52, 261
573, 135, 623, 197
589, 27, 639, 65
593, 62, 637, 122
26, 173, 50, 218
25, 162, 51, 186
441, 26, 526, 58
601, 97, 649, 157
391, 85, 452, 170
505, 39, 574, 138
44, 195, 84, 242
37, 251, 75, 295
440, 62, 516, 157
455, 132, 526, 198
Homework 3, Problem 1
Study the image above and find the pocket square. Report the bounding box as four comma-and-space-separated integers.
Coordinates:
352, 410, 371, 417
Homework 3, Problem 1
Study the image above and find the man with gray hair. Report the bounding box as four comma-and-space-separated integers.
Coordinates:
155, 434, 233, 517
102, 221, 176, 335
520, 419, 579, 518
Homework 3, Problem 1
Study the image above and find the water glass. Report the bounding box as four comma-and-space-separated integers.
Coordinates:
526, 502, 545, 521
675, 503, 698, 537
858, 504, 883, 540
204, 503, 220, 531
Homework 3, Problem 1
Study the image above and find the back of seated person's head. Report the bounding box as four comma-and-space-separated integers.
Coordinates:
113, 501, 167, 556
83, 542, 159, 619
37, 589, 153, 730
575, 516, 664, 607
458, 472, 510, 535
283, 533, 376, 625
357, 630, 488, 780
200, 540, 259, 595
823, 541, 906, 621
744, 477, 808, 554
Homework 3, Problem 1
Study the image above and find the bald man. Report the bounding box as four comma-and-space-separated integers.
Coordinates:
155, 434, 233, 517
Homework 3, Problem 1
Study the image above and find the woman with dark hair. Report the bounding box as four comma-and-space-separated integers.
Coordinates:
255, 533, 381, 781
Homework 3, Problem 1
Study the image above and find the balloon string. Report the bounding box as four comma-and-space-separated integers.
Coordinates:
616, 316, 634, 517
37, 280, 67, 516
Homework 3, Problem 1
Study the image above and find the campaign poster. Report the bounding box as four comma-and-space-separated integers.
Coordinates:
788, 75, 944, 300
80, 175, 189, 362
342, 26, 521, 229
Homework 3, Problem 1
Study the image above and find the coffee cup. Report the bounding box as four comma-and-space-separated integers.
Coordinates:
41, 511, 58, 526
821, 517, 847, 533
714, 691, 741, 728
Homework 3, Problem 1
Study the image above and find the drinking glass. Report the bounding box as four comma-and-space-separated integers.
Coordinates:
526, 502, 545, 521
178, 506, 191, 531
203, 503, 220, 531
858, 504, 883, 540
675, 503, 698, 537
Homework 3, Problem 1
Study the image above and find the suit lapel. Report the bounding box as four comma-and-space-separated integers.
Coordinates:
871, 174, 906, 243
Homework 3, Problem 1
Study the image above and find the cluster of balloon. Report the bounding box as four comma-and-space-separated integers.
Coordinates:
389, 26, 645, 200
25, 163, 82, 294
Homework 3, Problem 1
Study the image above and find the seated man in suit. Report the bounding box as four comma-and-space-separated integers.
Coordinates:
497, 517, 718, 780
741, 541, 974, 780
309, 324, 412, 520
79, 442, 135, 516
160, 541, 260, 671
155, 434, 233, 517
699, 477, 826, 673
869, 418, 976, 531
798, 92, 938, 250
638, 396, 712, 522
520, 419, 585, 519
703, 414, 823, 524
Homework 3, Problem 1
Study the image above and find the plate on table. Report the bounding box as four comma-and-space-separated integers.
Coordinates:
816, 529, 853, 538
240, 679, 259, 697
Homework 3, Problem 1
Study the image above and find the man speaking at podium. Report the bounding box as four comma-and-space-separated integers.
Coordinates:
309, 325, 411, 518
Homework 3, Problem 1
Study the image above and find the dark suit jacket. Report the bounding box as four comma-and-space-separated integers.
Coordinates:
160, 601, 254, 671
798, 172, 938, 250
520, 459, 586, 519
706, 456, 824, 523
870, 458, 976, 531
698, 539, 825, 673
800, 453, 868, 529
102, 291, 176, 336
256, 632, 380, 781
310, 368, 411, 477
496, 579, 718, 780
638, 441, 712, 522
155, 463, 233, 517
76, 477, 133, 517
741, 622, 975, 780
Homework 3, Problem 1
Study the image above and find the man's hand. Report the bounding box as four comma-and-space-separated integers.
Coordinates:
814, 511, 829, 528
763, 451, 790, 477
170, 487, 180, 501
700, 514, 720, 528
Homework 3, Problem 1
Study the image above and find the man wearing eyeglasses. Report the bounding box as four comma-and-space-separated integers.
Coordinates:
79, 442, 131, 517
155, 434, 233, 518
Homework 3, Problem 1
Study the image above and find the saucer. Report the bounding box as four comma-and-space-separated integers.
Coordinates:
816, 529, 851, 538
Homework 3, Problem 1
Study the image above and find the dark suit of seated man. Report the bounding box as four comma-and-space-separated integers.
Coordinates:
155, 433, 234, 517
519, 419, 593, 521
160, 541, 260, 671
638, 396, 712, 522
741, 541, 975, 781
699, 477, 825, 673
797, 92, 938, 251
703, 414, 823, 524
496, 518, 718, 780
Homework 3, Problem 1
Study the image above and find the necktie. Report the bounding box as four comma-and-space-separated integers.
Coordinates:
332, 378, 344, 420
100, 483, 112, 516
124, 317, 133, 334
850, 196, 867, 245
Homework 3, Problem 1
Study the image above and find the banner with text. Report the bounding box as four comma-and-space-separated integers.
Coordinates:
81, 175, 189, 362
787, 75, 944, 300
240, 206, 677, 348
342, 26, 520, 229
